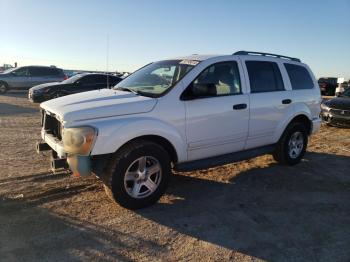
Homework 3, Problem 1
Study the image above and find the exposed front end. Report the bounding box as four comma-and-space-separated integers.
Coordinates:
320, 104, 350, 127
37, 109, 96, 176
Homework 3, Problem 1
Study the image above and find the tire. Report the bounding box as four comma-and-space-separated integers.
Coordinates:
0, 81, 8, 94
103, 140, 171, 209
273, 122, 308, 166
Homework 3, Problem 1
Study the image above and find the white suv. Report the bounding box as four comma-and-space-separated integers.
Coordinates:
37, 51, 321, 209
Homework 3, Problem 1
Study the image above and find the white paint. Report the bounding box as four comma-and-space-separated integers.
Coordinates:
40, 54, 321, 164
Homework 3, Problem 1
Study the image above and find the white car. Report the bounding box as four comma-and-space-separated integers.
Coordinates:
37, 51, 322, 209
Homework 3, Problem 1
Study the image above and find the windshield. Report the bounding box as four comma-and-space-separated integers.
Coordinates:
114, 59, 199, 97
3, 67, 18, 74
61, 73, 86, 84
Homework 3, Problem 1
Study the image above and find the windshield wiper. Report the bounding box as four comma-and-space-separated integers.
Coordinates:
116, 87, 155, 98
116, 87, 140, 95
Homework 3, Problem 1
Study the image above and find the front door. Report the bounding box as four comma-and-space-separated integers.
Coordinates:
183, 61, 249, 161
7, 67, 31, 89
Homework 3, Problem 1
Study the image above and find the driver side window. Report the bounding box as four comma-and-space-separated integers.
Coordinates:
185, 61, 241, 99
13, 67, 29, 77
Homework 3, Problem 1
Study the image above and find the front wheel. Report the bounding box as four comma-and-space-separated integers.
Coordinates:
273, 122, 308, 165
0, 82, 8, 94
103, 140, 171, 209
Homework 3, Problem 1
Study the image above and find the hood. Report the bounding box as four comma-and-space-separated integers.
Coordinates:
40, 88, 157, 123
30, 82, 61, 91
325, 96, 350, 110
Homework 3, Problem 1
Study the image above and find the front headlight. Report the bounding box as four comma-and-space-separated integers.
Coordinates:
320, 103, 330, 111
62, 126, 97, 155
33, 89, 44, 94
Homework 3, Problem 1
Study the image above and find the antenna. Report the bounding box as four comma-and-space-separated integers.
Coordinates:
106, 34, 109, 89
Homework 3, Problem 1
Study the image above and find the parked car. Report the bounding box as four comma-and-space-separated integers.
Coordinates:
28, 73, 122, 103
36, 51, 321, 209
0, 66, 66, 94
318, 77, 338, 96
321, 88, 350, 127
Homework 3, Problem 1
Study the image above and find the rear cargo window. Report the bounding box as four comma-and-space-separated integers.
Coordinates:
284, 64, 314, 90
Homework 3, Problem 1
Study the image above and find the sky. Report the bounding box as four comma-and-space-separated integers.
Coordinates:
0, 0, 349, 79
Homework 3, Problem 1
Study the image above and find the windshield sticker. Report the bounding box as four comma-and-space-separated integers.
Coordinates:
180, 60, 200, 66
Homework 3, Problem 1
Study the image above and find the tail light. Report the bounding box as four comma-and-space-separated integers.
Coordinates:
63, 75, 68, 80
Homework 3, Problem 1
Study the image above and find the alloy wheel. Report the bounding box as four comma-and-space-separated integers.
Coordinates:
288, 131, 304, 159
123, 156, 162, 199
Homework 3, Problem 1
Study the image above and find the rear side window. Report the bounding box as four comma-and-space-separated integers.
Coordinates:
29, 67, 62, 76
46, 68, 62, 76
284, 64, 314, 90
29, 67, 46, 76
246, 61, 284, 93
80, 75, 106, 84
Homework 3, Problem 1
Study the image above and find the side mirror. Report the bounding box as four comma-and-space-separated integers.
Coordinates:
181, 83, 217, 100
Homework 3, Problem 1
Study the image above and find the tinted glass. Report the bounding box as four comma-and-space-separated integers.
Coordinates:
29, 67, 47, 76
108, 76, 121, 85
94, 75, 109, 83
190, 61, 241, 98
46, 68, 61, 76
246, 61, 284, 93
285, 64, 314, 90
62, 74, 86, 84
12, 67, 29, 76
80, 75, 99, 84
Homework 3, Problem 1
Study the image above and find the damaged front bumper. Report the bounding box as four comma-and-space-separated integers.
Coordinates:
320, 111, 350, 127
37, 129, 92, 176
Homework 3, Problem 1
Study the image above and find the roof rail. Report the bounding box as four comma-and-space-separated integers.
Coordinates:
233, 51, 301, 62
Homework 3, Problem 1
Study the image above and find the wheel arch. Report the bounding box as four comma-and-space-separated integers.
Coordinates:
273, 111, 312, 143
118, 135, 179, 164
90, 117, 187, 163
288, 114, 312, 135
0, 80, 9, 93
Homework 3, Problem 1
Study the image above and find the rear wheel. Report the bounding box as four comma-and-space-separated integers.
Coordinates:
0, 82, 8, 94
103, 140, 171, 209
273, 122, 308, 165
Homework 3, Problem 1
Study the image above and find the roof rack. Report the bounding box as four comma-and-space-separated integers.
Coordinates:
233, 51, 301, 62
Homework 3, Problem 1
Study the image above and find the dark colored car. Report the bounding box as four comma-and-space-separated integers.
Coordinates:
318, 77, 338, 96
320, 88, 350, 127
28, 73, 122, 103
0, 66, 67, 94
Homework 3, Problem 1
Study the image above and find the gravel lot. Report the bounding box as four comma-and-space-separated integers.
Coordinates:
0, 92, 349, 262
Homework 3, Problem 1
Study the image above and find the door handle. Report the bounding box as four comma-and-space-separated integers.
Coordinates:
282, 99, 292, 104
233, 103, 247, 110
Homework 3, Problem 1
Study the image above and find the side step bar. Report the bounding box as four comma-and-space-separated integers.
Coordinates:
51, 158, 69, 173
174, 144, 276, 172
36, 142, 51, 153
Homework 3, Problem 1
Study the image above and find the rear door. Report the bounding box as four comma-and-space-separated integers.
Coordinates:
184, 59, 249, 161
28, 67, 48, 86
46, 68, 65, 83
242, 58, 293, 149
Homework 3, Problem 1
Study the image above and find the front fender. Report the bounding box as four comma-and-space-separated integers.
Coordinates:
90, 117, 187, 162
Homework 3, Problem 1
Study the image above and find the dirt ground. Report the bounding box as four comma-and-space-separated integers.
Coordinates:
0, 92, 349, 262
